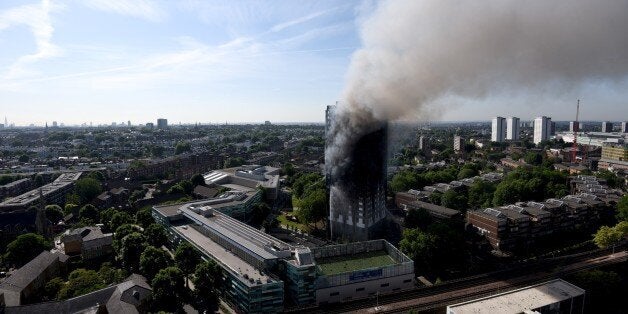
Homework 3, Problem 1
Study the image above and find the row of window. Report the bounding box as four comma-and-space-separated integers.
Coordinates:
328, 279, 413, 297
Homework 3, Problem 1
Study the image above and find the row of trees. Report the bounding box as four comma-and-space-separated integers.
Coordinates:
593, 195, 628, 249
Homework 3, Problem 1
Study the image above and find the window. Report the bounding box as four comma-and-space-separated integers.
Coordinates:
403, 279, 412, 283
356, 287, 365, 292
380, 283, 390, 288
330, 292, 339, 297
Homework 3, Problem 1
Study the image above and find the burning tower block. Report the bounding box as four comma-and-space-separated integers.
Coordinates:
326, 105, 388, 241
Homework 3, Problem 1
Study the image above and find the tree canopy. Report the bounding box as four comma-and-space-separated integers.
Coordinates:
75, 177, 103, 203
4, 233, 51, 267
140, 246, 173, 280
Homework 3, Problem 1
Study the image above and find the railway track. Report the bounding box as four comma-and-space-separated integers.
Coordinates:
286, 249, 626, 314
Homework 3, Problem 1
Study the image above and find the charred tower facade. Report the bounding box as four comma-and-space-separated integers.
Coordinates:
326, 105, 388, 242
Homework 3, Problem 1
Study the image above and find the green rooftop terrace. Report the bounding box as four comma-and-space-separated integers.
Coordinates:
316, 250, 396, 276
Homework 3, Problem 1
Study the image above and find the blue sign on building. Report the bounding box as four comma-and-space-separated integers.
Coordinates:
350, 269, 383, 282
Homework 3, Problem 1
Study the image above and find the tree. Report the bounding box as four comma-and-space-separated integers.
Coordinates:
175, 142, 192, 155
193, 260, 222, 305
64, 203, 79, 216
79, 204, 99, 223
297, 189, 327, 227
151, 267, 185, 312
98, 262, 128, 285
145, 223, 168, 248
135, 208, 155, 228
441, 190, 468, 212
428, 191, 443, 205
251, 202, 271, 225
113, 224, 142, 250
174, 242, 201, 285
45, 205, 64, 224
75, 177, 103, 203
140, 246, 173, 280
100, 207, 119, 231
405, 207, 433, 230
457, 168, 477, 180
593, 225, 623, 249
110, 212, 133, 229
568, 270, 623, 312
467, 180, 495, 209
57, 269, 106, 300
120, 232, 147, 271
44, 277, 64, 301
190, 173, 205, 187
524, 152, 543, 165
224, 157, 245, 168
617, 195, 628, 222
4, 233, 51, 267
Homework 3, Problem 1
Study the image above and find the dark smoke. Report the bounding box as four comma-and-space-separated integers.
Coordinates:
328, 0, 628, 178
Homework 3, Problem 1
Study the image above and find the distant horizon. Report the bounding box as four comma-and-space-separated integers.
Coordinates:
2, 118, 626, 128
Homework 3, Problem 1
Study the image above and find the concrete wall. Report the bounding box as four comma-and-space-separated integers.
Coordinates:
316, 273, 414, 305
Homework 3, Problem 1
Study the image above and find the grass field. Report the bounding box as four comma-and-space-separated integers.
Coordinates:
317, 251, 396, 276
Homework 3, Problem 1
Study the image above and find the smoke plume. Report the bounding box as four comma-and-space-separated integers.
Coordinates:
327, 0, 628, 176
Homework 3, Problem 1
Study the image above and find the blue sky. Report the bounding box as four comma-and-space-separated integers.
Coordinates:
1, 0, 627, 126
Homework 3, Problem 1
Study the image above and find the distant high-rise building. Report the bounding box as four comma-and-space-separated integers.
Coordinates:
146, 122, 154, 129
621, 121, 628, 133
157, 118, 168, 129
52, 121, 58, 128
506, 117, 520, 141
569, 121, 580, 133
418, 135, 429, 151
491, 117, 506, 142
454, 135, 465, 151
0, 123, 4, 129
549, 121, 556, 136
534, 116, 550, 144
127, 121, 131, 127
601, 121, 613, 133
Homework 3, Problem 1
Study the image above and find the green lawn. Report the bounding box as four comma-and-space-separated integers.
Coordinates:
317, 251, 396, 276
277, 213, 311, 232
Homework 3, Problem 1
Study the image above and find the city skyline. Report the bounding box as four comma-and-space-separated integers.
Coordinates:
0, 1, 627, 125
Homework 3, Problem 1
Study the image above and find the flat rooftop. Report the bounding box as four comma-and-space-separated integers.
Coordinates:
0, 172, 81, 207
174, 224, 274, 287
448, 279, 585, 314
316, 250, 396, 276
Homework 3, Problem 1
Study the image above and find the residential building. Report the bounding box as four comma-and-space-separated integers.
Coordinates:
4, 274, 151, 314
453, 136, 465, 152
569, 121, 580, 133
0, 251, 69, 307
491, 117, 506, 142
621, 121, 628, 133
506, 117, 520, 141
601, 121, 613, 133
0, 178, 34, 200
60, 226, 113, 260
326, 105, 388, 242
447, 279, 585, 314
157, 118, 168, 129
533, 116, 551, 144
0, 173, 82, 212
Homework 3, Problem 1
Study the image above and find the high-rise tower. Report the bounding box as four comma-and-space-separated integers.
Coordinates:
506, 117, 520, 141
491, 117, 506, 142
326, 106, 388, 242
